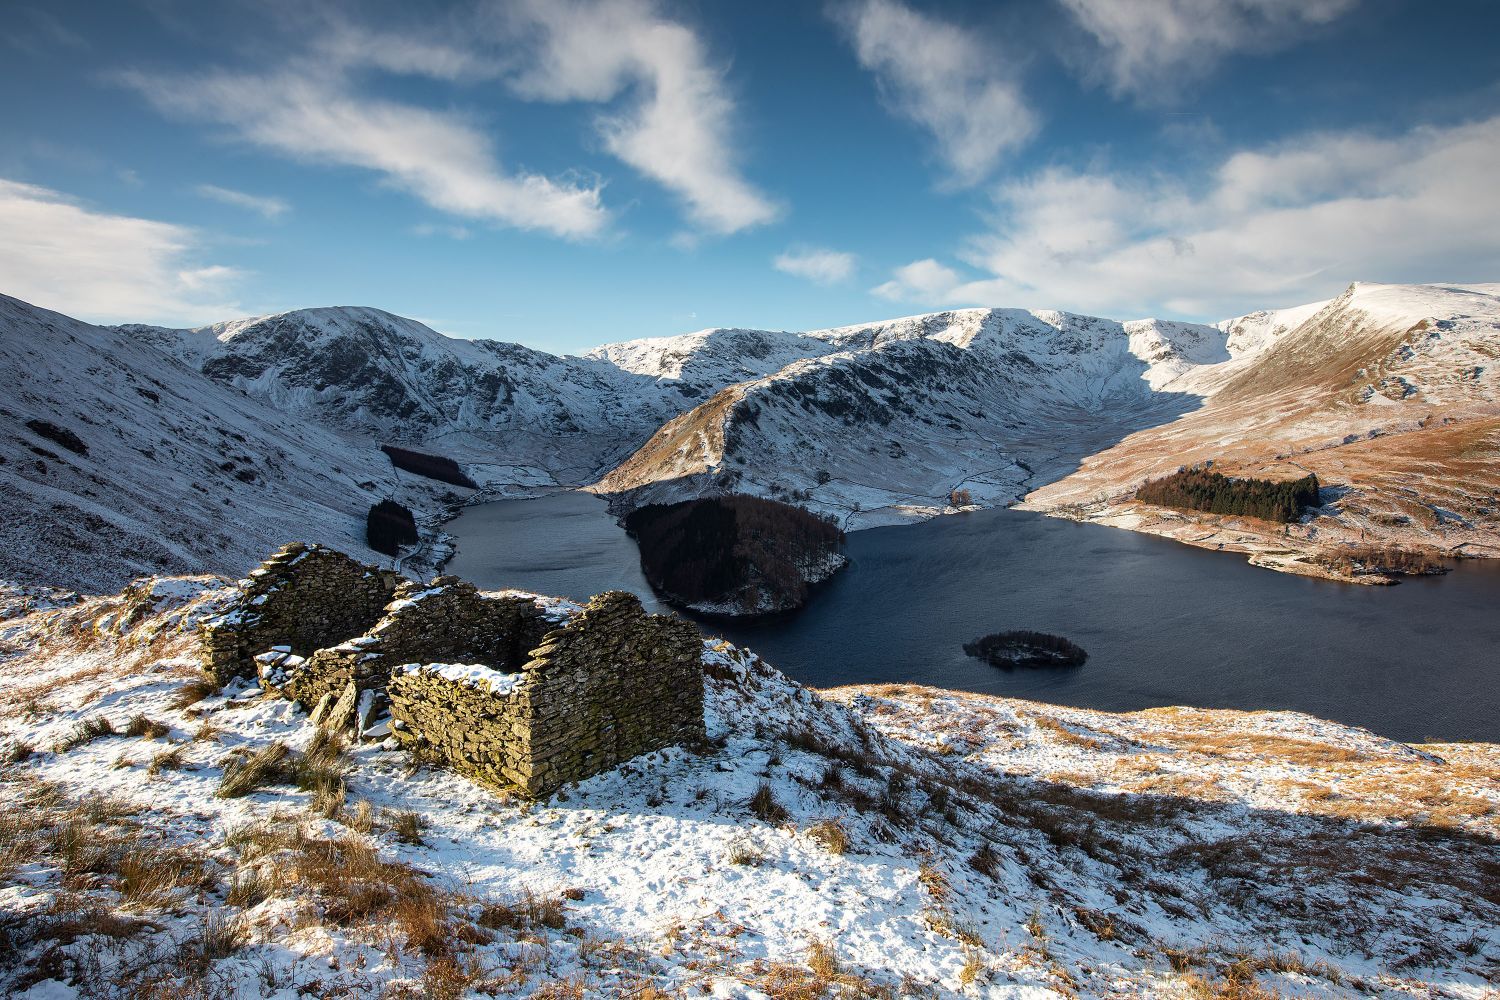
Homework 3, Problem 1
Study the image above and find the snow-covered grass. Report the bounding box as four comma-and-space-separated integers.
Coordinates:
1, 576, 1496, 997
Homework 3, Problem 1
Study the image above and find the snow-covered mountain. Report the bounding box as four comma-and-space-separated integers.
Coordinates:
0, 295, 466, 591
595, 308, 1239, 526
4, 280, 1497, 591
1024, 282, 1500, 575
125, 307, 708, 486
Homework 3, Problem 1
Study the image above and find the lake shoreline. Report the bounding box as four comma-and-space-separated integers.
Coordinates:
442, 490, 1500, 743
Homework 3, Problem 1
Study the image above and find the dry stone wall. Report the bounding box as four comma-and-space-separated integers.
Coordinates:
280, 577, 548, 710
198, 543, 397, 684
200, 545, 707, 798
518, 591, 705, 793
387, 591, 704, 796
387, 662, 532, 789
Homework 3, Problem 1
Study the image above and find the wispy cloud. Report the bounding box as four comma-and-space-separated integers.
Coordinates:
1058, 0, 1360, 101
195, 183, 290, 220
118, 53, 609, 240
5, 6, 89, 53
831, 0, 1037, 185
119, 1, 775, 240
502, 0, 781, 234
412, 222, 473, 240
872, 115, 1500, 319
0, 178, 241, 324
774, 247, 857, 284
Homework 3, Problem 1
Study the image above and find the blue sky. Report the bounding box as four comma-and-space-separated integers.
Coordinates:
2, 0, 1499, 352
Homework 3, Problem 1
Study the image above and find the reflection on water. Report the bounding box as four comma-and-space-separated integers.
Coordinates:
446, 491, 1500, 743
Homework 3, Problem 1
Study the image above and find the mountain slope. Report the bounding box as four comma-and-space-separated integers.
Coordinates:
1022, 282, 1500, 575
1, 571, 1494, 997
5, 281, 1497, 592
594, 308, 1232, 527
0, 295, 457, 591
127, 307, 701, 486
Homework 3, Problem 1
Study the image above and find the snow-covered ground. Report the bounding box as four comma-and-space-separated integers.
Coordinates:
1, 574, 1494, 998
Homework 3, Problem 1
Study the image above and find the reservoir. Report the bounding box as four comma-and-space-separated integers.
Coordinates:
445, 491, 1500, 743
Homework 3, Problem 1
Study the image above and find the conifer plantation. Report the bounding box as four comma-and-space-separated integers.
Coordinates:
1135, 467, 1321, 522
624, 495, 844, 608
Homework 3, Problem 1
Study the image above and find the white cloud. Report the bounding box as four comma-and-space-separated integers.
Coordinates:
1058, 0, 1360, 101
502, 0, 780, 234
774, 248, 857, 284
196, 183, 290, 220
872, 258, 962, 301
121, 2, 773, 238
119, 66, 608, 240
872, 115, 1500, 319
0, 178, 242, 324
832, 0, 1037, 185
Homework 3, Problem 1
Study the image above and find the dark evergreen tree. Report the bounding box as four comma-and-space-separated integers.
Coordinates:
1135, 467, 1320, 522
380, 445, 477, 488
366, 499, 419, 556
624, 494, 844, 607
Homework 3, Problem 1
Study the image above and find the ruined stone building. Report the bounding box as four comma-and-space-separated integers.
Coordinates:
198, 542, 706, 796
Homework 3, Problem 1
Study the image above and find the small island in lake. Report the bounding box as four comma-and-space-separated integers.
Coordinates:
963, 630, 1088, 668
623, 494, 845, 616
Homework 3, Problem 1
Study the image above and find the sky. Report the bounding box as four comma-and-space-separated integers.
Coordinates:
2, 0, 1499, 353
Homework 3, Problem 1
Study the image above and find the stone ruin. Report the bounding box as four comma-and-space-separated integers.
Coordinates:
199, 542, 706, 797
199, 544, 399, 686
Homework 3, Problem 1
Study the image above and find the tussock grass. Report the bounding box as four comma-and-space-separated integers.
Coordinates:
748, 780, 789, 823
958, 948, 988, 987
216, 741, 294, 798
388, 809, 426, 846
806, 819, 850, 855
175, 910, 248, 978
1072, 906, 1116, 941
53, 715, 115, 753
726, 835, 766, 867
917, 862, 950, 904
225, 867, 272, 908
477, 887, 568, 932
345, 799, 374, 834
299, 730, 349, 819
169, 674, 219, 710
968, 841, 1002, 880
123, 714, 170, 739
117, 845, 198, 909
148, 744, 188, 776
4, 739, 35, 764
752, 937, 888, 999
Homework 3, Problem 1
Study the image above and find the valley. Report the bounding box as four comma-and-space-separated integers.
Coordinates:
6, 281, 1498, 595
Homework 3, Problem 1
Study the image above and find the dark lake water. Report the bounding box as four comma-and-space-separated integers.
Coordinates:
446, 491, 1500, 743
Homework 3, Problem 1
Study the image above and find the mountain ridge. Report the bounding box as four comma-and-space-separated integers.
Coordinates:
3, 280, 1497, 591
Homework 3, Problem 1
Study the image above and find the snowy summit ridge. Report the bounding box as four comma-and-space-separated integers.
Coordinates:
2, 280, 1499, 590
